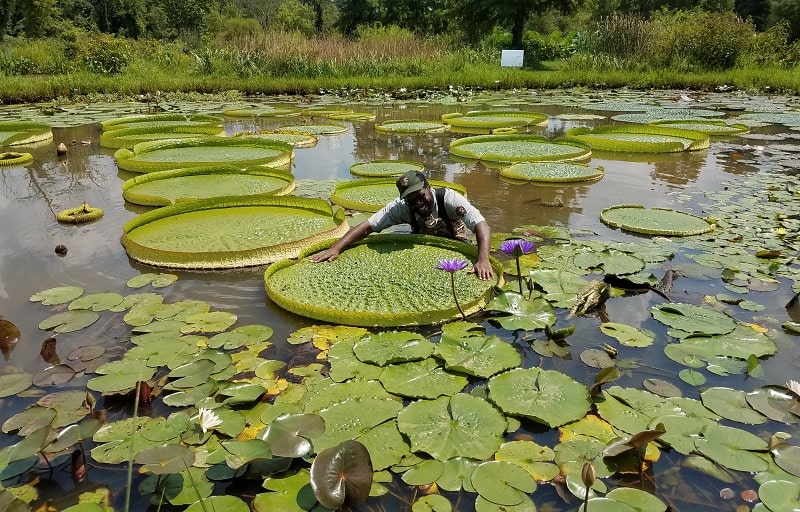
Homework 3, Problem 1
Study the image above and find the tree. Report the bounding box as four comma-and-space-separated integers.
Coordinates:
382, 0, 448, 34
335, 0, 381, 35
769, 0, 800, 42
735, 0, 769, 29
448, 0, 582, 49
20, 0, 60, 37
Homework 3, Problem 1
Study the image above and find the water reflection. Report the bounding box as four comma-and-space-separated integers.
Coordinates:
0, 91, 799, 511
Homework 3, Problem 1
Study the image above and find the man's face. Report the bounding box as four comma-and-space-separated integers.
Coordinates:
404, 186, 432, 216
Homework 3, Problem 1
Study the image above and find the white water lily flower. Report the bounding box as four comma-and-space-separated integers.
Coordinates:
787, 380, 800, 396
197, 407, 223, 434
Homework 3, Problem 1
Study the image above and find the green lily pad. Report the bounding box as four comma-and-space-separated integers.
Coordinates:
600, 322, 654, 347
449, 134, 590, 164
262, 413, 325, 458
694, 422, 769, 472
573, 246, 645, 275
488, 368, 591, 427
29, 285, 84, 305
38, 310, 99, 333
0, 373, 33, 398
495, 440, 559, 481
313, 396, 402, 452
265, 234, 503, 327
114, 136, 293, 173
353, 331, 435, 365
759, 480, 800, 512
123, 164, 294, 206
87, 359, 156, 394
402, 459, 445, 485
500, 162, 604, 183
470, 461, 537, 506
601, 205, 715, 236
278, 123, 346, 135
350, 160, 424, 177
561, 124, 709, 152
379, 358, 468, 399
68, 292, 124, 312
442, 111, 548, 130
330, 178, 465, 213
485, 293, 557, 331
413, 494, 452, 512
435, 326, 521, 378
436, 457, 480, 492
651, 303, 736, 336
581, 487, 667, 512
122, 195, 348, 269
185, 495, 249, 512
376, 120, 447, 133
126, 273, 178, 289
328, 337, 384, 382
134, 443, 195, 475
700, 387, 768, 424
397, 393, 506, 461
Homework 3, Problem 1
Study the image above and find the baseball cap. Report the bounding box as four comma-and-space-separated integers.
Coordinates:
396, 170, 427, 199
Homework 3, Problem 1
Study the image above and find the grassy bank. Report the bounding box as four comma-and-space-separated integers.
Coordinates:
2, 65, 799, 105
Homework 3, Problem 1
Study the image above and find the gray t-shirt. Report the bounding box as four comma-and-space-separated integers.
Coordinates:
367, 188, 485, 240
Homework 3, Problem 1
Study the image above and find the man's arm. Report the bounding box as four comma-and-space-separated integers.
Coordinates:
472, 220, 494, 280
310, 221, 373, 262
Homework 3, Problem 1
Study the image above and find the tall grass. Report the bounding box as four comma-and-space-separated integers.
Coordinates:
0, 21, 798, 104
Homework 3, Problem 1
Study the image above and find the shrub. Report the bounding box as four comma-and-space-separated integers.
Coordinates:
522, 30, 573, 62
83, 34, 132, 74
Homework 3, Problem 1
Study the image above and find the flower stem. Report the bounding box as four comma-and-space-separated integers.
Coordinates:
515, 256, 523, 295
451, 273, 466, 320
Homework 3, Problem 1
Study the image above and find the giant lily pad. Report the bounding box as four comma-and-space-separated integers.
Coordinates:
265, 234, 503, 327
442, 111, 548, 130
0, 121, 53, 146
100, 125, 225, 149
650, 119, 749, 136
500, 162, 604, 183
488, 368, 591, 427
330, 178, 466, 212
600, 205, 715, 236
114, 137, 293, 173
122, 195, 348, 269
449, 134, 590, 164
222, 106, 301, 117
560, 124, 710, 152
397, 393, 507, 461
101, 113, 223, 131
376, 120, 447, 133
350, 160, 424, 177
0, 151, 32, 166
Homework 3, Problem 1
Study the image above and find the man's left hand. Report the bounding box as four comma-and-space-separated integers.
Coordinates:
472, 259, 494, 280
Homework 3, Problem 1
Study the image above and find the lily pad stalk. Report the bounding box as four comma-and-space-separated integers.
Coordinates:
437, 258, 468, 320
499, 239, 535, 295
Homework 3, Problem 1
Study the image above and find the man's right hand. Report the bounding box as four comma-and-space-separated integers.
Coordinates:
310, 247, 340, 262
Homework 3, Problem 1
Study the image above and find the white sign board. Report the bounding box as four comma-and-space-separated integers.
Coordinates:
500, 50, 524, 67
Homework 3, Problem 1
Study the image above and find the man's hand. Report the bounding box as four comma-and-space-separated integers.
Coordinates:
472, 258, 494, 280
310, 247, 340, 263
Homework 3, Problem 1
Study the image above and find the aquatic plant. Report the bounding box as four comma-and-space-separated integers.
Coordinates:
499, 239, 535, 295
437, 258, 469, 320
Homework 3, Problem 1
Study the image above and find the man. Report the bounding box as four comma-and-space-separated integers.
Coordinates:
311, 170, 494, 280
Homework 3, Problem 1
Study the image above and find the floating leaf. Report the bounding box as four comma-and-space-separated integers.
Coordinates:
435, 328, 521, 378
38, 310, 100, 333
758, 479, 800, 512
651, 303, 736, 336
486, 293, 556, 331
397, 394, 506, 461
600, 322, 654, 347
68, 293, 124, 312
29, 285, 84, 305
135, 443, 195, 475
353, 331, 435, 366
489, 368, 591, 427
771, 443, 800, 477
470, 461, 536, 506
310, 440, 373, 509
0, 373, 33, 398
262, 413, 325, 458
379, 358, 468, 399
700, 387, 768, 424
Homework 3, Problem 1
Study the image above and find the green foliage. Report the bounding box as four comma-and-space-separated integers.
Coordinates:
769, 0, 800, 42
83, 33, 132, 74
523, 30, 574, 62
275, 0, 315, 36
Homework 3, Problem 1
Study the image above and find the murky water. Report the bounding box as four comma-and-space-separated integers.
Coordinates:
0, 89, 798, 511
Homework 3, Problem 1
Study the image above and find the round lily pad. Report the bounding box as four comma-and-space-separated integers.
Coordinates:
330, 178, 466, 212
222, 106, 301, 117
442, 111, 548, 130
264, 234, 503, 327
560, 124, 710, 152
449, 134, 590, 164
600, 205, 715, 236
650, 119, 749, 136
122, 165, 295, 206
30, 285, 84, 305
0, 121, 53, 146
350, 160, 424, 177
114, 137, 294, 173
101, 113, 223, 130
499, 162, 604, 183
278, 124, 347, 135
0, 151, 33, 166
238, 131, 318, 148
376, 120, 448, 133
100, 125, 225, 149
122, 196, 348, 269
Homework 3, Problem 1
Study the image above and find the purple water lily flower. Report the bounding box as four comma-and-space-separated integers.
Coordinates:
436, 258, 468, 320
499, 239, 535, 257
498, 239, 534, 295
437, 258, 469, 272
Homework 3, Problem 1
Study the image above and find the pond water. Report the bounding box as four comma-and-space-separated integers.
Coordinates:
0, 88, 799, 511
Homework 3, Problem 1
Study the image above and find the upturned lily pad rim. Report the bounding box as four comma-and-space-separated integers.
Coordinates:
0, 121, 53, 146
122, 195, 348, 269
375, 120, 449, 133
121, 164, 295, 206
330, 178, 466, 213
0, 152, 33, 166
99, 124, 226, 149
100, 113, 223, 130
449, 134, 592, 163
264, 234, 504, 327
649, 119, 750, 136
600, 204, 715, 236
